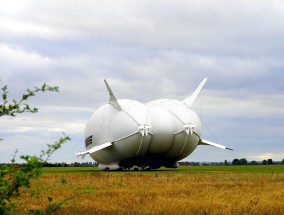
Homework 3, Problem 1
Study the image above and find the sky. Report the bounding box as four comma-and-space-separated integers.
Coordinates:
0, 0, 283, 164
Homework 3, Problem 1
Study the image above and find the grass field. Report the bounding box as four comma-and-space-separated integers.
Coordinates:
41, 165, 284, 174
13, 165, 284, 214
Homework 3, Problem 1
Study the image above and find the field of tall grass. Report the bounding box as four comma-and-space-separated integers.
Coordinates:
13, 166, 284, 214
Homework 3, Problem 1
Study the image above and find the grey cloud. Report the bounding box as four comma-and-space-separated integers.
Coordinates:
1, 0, 284, 163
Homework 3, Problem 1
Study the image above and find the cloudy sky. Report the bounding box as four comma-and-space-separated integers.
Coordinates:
1, 0, 283, 164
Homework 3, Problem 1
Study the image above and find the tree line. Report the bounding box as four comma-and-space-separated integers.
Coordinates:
179, 158, 284, 166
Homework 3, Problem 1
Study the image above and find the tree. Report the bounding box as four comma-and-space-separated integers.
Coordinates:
232, 158, 249, 165
240, 158, 248, 165
282, 159, 284, 165
232, 159, 240, 165
267, 159, 273, 165
0, 82, 70, 214
262, 160, 267, 165
250, 161, 258, 165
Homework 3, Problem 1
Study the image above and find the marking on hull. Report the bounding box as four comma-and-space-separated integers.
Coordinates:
136, 136, 144, 156
180, 134, 188, 155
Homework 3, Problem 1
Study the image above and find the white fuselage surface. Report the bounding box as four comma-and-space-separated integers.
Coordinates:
77, 79, 232, 170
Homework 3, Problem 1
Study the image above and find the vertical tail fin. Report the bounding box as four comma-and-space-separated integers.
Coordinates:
104, 80, 122, 110
183, 78, 207, 108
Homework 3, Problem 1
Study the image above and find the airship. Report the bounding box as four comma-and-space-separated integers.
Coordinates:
76, 78, 232, 170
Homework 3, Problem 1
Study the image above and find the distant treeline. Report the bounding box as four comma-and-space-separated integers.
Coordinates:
42, 162, 99, 167
0, 162, 99, 167
2, 159, 284, 167
179, 158, 284, 166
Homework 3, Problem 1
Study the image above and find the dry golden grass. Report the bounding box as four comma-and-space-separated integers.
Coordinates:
13, 171, 284, 214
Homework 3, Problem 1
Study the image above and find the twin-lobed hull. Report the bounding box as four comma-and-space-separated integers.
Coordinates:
85, 99, 201, 170
76, 79, 232, 170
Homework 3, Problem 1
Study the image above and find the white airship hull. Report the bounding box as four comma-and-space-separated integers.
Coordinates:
76, 79, 232, 170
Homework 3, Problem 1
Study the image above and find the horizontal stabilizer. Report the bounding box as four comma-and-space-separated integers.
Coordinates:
183, 78, 207, 108
199, 139, 233, 150
104, 80, 122, 110
76, 142, 112, 159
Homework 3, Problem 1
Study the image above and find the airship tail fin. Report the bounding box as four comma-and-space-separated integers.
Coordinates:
199, 139, 233, 150
76, 142, 113, 159
183, 78, 207, 108
104, 80, 122, 110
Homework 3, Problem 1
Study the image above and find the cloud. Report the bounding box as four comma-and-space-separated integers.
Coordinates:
0, 106, 93, 163
1, 1, 284, 53
1, 0, 284, 163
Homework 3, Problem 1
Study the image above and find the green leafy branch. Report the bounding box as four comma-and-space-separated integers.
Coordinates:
0, 134, 70, 214
0, 84, 59, 117
0, 81, 70, 215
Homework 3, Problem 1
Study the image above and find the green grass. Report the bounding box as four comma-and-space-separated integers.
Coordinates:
42, 166, 98, 174
177, 165, 284, 173
42, 165, 284, 174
